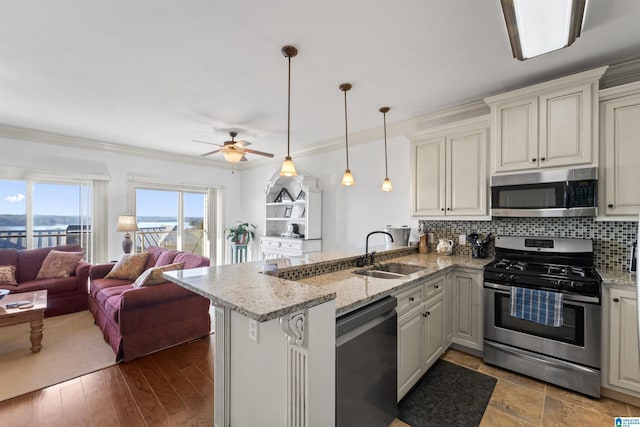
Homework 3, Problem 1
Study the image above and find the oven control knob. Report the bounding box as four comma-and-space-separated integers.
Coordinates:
498, 273, 506, 280
508, 274, 517, 282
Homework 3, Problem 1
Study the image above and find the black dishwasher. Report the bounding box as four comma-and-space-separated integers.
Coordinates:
336, 296, 397, 427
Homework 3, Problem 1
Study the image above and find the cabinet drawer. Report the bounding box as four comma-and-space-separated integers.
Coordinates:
261, 240, 281, 248
424, 276, 444, 301
280, 241, 302, 250
396, 285, 423, 316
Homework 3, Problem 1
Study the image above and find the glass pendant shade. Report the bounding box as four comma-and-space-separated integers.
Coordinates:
223, 149, 244, 163
280, 156, 297, 177
381, 177, 393, 192
341, 169, 355, 186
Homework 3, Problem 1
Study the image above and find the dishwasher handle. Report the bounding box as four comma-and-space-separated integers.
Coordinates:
336, 296, 397, 338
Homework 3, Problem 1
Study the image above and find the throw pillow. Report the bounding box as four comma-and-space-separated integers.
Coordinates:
0, 265, 18, 285
132, 262, 184, 288
36, 250, 84, 280
105, 252, 150, 280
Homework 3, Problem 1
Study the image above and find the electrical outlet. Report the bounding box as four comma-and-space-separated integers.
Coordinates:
249, 319, 259, 343
459, 234, 466, 245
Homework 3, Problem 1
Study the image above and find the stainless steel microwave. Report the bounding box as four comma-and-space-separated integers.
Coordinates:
490, 167, 597, 217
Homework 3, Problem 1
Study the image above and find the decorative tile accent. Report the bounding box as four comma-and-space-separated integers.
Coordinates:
418, 218, 638, 270
277, 247, 418, 281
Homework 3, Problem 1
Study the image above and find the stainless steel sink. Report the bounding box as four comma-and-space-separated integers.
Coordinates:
354, 263, 423, 279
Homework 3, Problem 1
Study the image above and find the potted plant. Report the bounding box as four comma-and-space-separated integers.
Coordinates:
226, 222, 256, 245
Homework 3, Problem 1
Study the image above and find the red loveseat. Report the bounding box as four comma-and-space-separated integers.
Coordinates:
0, 245, 90, 317
89, 246, 211, 362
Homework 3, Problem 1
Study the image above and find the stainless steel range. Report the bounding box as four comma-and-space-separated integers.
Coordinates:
483, 236, 602, 397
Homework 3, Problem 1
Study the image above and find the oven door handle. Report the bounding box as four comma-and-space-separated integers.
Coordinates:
485, 341, 599, 374
483, 281, 600, 304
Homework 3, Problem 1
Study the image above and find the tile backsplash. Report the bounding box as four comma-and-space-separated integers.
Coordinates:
418, 217, 638, 270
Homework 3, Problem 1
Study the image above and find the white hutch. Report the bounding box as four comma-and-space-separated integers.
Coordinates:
261, 171, 322, 258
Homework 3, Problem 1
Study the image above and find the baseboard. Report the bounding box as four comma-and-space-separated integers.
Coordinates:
601, 387, 640, 406
449, 343, 483, 358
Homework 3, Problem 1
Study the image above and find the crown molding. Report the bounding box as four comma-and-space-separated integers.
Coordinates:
601, 56, 640, 89
0, 123, 233, 170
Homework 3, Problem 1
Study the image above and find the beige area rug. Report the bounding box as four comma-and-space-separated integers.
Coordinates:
0, 310, 116, 401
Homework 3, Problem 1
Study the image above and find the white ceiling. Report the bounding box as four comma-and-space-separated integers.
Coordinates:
1, 1, 640, 163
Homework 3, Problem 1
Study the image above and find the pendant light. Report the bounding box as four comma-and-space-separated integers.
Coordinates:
279, 45, 298, 177
340, 83, 355, 186
379, 107, 393, 192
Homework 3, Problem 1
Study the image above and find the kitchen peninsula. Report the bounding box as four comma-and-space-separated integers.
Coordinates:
164, 246, 489, 426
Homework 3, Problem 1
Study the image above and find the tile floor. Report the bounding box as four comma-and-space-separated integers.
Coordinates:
390, 348, 640, 427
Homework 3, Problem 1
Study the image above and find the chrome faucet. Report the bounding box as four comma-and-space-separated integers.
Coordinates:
358, 231, 394, 267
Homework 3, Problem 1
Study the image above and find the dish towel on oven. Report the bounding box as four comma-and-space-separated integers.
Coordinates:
510, 287, 563, 327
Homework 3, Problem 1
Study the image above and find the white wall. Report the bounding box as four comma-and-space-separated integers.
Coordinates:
240, 134, 417, 256
0, 135, 243, 263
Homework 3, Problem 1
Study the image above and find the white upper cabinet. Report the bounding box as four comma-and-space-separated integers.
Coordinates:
410, 117, 488, 218
600, 82, 640, 216
486, 66, 607, 174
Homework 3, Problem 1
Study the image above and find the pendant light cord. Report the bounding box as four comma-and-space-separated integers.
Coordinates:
383, 110, 388, 177
287, 55, 291, 158
343, 89, 349, 168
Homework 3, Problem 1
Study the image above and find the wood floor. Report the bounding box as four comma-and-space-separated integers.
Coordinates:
0, 336, 214, 427
2, 337, 639, 426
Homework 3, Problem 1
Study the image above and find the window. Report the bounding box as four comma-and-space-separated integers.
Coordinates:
0, 179, 93, 260
134, 187, 210, 258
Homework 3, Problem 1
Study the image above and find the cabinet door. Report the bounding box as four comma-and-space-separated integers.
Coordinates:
539, 84, 592, 168
424, 296, 444, 370
603, 93, 640, 215
398, 304, 426, 400
609, 288, 640, 394
444, 272, 454, 346
412, 137, 446, 216
447, 128, 487, 215
494, 97, 538, 172
452, 270, 483, 350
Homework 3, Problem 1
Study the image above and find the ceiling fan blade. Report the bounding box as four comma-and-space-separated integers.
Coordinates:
193, 139, 223, 147
201, 148, 223, 156
240, 156, 248, 162
235, 139, 252, 147
243, 148, 274, 158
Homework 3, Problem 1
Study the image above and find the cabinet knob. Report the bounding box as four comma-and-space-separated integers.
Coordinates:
409, 297, 415, 302
540, 157, 546, 161
613, 298, 620, 303
441, 208, 445, 211
532, 158, 537, 162
422, 312, 428, 317
608, 204, 614, 208
434, 285, 439, 289
426, 311, 431, 316
446, 208, 451, 211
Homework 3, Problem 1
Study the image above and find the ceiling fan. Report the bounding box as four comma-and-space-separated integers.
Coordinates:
195, 131, 274, 163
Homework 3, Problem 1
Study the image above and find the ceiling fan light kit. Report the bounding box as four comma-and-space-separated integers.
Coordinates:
280, 45, 298, 177
339, 83, 355, 186
379, 106, 393, 192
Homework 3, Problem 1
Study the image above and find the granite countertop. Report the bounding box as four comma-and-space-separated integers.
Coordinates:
164, 249, 491, 321
598, 268, 637, 288
297, 253, 490, 315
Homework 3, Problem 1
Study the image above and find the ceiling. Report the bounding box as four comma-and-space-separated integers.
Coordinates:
1, 1, 640, 163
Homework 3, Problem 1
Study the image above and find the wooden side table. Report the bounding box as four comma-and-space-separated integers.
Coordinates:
0, 290, 48, 353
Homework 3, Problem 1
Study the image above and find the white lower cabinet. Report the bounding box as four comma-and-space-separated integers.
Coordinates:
396, 275, 445, 400
607, 287, 640, 395
451, 268, 483, 351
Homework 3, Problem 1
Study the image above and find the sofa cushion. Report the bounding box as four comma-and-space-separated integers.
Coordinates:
106, 252, 149, 280
90, 278, 132, 298
17, 245, 82, 283
155, 249, 180, 267
144, 246, 166, 270
173, 252, 210, 269
94, 283, 131, 308
132, 262, 184, 288
36, 250, 84, 279
17, 276, 80, 295
0, 249, 18, 268
0, 265, 18, 286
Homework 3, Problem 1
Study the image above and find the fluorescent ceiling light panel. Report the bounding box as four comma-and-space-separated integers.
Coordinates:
501, 0, 587, 60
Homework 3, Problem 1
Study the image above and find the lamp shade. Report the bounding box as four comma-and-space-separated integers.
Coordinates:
381, 177, 393, 192
341, 169, 355, 186
280, 156, 297, 177
115, 215, 139, 232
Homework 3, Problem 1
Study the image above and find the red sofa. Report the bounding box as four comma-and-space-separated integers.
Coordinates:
0, 245, 90, 317
89, 246, 211, 362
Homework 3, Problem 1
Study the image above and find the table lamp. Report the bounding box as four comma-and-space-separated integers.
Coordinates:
115, 215, 139, 254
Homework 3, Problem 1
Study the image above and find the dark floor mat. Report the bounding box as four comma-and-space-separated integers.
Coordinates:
398, 359, 497, 427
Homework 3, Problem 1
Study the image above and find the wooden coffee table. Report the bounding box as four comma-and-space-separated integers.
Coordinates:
0, 290, 47, 353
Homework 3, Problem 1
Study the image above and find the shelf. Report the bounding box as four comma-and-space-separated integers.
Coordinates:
266, 201, 305, 206
266, 217, 305, 221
